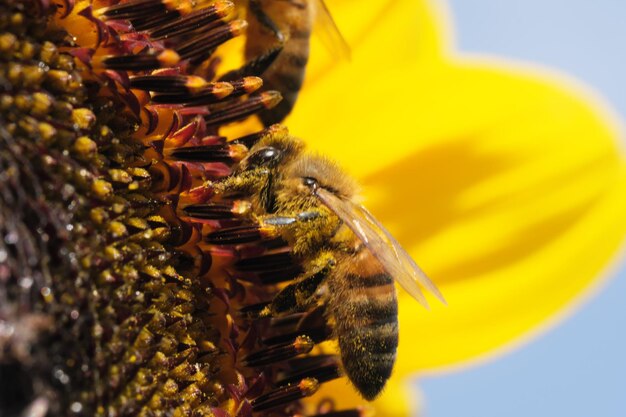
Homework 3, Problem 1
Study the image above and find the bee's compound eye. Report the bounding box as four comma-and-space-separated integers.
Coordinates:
247, 147, 280, 167
302, 177, 318, 189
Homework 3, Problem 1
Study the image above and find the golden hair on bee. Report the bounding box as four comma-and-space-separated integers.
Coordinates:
285, 154, 359, 200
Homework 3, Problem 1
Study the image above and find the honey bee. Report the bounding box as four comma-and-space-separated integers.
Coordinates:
211, 126, 444, 400
238, 0, 349, 126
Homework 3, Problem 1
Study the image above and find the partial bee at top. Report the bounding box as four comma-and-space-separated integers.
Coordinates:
223, 0, 351, 126
92, 0, 347, 127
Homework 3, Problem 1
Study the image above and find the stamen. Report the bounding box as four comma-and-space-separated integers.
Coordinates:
230, 77, 265, 95
96, 0, 220, 32
306, 409, 369, 417
150, 77, 262, 106
230, 124, 289, 148
175, 20, 247, 64
149, 1, 235, 40
276, 364, 342, 388
257, 266, 303, 284
168, 142, 247, 163
205, 92, 282, 127
230, 130, 266, 148
242, 335, 314, 367
130, 75, 214, 94
251, 378, 320, 412
183, 200, 251, 220
262, 325, 330, 346
234, 252, 296, 273
101, 49, 180, 71
150, 82, 235, 105
97, 0, 166, 20
130, 12, 180, 32
287, 354, 338, 371
205, 225, 264, 244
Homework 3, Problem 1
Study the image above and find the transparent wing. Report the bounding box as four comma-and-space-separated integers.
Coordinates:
316, 188, 445, 308
357, 204, 446, 304
312, 0, 351, 61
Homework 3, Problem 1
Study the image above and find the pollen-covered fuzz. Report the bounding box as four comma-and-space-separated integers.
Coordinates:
0, 1, 359, 417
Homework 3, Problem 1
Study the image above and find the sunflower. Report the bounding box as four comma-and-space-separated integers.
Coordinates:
1, 1, 625, 417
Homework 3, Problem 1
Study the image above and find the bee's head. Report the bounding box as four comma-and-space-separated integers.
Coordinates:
238, 130, 304, 172
286, 154, 359, 201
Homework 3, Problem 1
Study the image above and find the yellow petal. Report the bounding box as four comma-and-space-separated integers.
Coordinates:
287, 0, 626, 415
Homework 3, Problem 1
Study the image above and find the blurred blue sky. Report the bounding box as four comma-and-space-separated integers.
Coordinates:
418, 1, 626, 416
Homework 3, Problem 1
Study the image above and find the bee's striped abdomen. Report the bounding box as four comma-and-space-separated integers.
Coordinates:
330, 272, 399, 400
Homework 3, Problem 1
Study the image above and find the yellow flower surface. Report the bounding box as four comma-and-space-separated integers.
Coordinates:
284, 0, 626, 414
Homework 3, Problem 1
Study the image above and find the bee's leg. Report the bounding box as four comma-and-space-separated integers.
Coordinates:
219, 0, 284, 82
258, 208, 340, 312
203, 210, 325, 246
211, 168, 268, 196
260, 255, 335, 317
219, 46, 283, 81
260, 210, 323, 226
255, 209, 340, 257
249, 0, 285, 42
